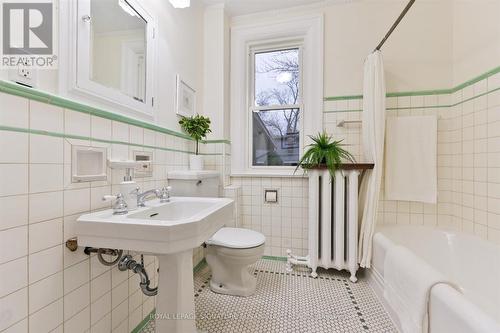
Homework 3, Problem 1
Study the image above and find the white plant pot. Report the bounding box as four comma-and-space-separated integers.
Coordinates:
189, 155, 204, 171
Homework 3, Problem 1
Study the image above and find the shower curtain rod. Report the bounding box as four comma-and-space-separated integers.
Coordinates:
374, 0, 416, 52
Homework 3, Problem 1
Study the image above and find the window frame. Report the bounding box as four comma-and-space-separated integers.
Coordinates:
230, 14, 324, 177
248, 42, 304, 171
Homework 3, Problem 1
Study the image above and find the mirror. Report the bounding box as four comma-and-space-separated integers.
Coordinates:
90, 0, 147, 103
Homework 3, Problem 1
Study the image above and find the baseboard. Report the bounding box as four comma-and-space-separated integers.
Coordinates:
261, 255, 287, 262
130, 309, 155, 333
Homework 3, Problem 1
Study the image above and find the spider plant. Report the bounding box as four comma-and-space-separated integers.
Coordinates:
295, 132, 355, 178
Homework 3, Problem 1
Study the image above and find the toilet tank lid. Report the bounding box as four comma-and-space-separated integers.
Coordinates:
167, 170, 220, 180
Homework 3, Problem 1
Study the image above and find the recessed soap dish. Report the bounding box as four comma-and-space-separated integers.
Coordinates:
71, 146, 107, 182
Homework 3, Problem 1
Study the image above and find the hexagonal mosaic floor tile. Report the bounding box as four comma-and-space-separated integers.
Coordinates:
140, 259, 396, 333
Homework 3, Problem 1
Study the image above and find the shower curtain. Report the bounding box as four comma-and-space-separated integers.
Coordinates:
358, 51, 386, 268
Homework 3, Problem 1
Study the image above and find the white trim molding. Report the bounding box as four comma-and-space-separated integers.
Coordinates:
59, 0, 158, 121
230, 14, 324, 176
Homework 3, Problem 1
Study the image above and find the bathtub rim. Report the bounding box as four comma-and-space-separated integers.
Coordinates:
368, 225, 500, 333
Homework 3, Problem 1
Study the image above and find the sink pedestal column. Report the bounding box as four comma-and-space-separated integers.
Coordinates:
156, 250, 197, 333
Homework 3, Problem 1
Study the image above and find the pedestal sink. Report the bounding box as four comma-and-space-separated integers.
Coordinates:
77, 197, 234, 333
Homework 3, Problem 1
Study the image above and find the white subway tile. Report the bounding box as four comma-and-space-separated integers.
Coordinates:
1, 318, 27, 333
112, 122, 129, 142
90, 292, 111, 325
0, 93, 29, 128
28, 272, 63, 313
64, 260, 89, 295
63, 188, 90, 215
28, 245, 63, 283
91, 312, 111, 333
0, 195, 28, 230
29, 164, 63, 193
63, 306, 89, 333
129, 126, 143, 144
28, 298, 63, 333
91, 116, 112, 141
0, 257, 27, 298
30, 101, 63, 133
91, 270, 111, 302
0, 164, 28, 196
28, 219, 62, 253
28, 191, 63, 223
0, 226, 27, 264
29, 135, 63, 164
0, 132, 28, 163
65, 110, 91, 137
111, 299, 128, 329
64, 283, 90, 320
0, 288, 27, 331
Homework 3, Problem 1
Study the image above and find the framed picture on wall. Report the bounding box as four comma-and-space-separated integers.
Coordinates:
176, 75, 196, 117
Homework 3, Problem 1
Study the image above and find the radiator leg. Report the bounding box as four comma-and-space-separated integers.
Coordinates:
349, 271, 358, 283
286, 249, 316, 277
285, 249, 293, 273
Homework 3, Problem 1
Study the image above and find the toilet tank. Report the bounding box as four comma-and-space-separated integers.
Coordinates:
167, 171, 220, 197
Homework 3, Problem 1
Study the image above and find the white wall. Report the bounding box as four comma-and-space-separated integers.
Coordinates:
202, 5, 230, 140
231, 0, 454, 98
452, 0, 500, 85
324, 0, 453, 96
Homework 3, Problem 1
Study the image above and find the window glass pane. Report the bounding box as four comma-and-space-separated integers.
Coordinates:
252, 109, 300, 166
254, 49, 299, 107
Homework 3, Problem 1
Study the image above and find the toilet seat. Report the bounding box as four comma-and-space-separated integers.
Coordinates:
206, 227, 265, 249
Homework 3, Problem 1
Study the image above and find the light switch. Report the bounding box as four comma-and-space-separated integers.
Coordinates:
264, 189, 278, 203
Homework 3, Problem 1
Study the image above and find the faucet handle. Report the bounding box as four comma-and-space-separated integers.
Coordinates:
102, 193, 128, 215
158, 186, 172, 203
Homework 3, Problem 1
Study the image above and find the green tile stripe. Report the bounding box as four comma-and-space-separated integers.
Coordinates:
0, 125, 233, 156
261, 255, 288, 262
324, 86, 500, 113
324, 65, 500, 101
0, 80, 231, 145
131, 309, 155, 333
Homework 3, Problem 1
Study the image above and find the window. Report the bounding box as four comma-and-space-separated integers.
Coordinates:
250, 47, 302, 167
230, 15, 323, 176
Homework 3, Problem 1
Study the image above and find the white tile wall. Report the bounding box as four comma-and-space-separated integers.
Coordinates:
0, 92, 226, 332
230, 177, 309, 257
323, 72, 500, 245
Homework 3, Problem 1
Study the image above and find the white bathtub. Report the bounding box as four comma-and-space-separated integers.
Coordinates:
367, 225, 500, 333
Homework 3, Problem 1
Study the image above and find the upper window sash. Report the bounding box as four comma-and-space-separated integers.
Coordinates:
249, 45, 303, 110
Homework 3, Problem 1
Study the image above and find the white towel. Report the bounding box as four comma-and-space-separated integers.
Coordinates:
385, 116, 437, 203
384, 245, 458, 333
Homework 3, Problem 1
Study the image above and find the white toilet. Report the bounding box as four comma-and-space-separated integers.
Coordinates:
167, 171, 266, 297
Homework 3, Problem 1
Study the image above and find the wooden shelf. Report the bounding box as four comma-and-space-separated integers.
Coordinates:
306, 163, 375, 170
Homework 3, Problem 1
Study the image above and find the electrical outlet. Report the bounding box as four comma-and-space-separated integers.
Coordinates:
8, 60, 38, 88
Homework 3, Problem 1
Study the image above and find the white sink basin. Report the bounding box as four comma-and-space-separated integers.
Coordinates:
77, 196, 234, 333
76, 196, 234, 254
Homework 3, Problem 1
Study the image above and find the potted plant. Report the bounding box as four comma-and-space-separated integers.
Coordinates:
295, 132, 355, 178
179, 115, 212, 170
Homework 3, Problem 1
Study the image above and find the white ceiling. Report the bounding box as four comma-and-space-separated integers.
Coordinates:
202, 0, 354, 17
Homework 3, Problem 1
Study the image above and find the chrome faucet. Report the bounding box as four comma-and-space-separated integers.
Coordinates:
137, 186, 172, 207
102, 193, 128, 215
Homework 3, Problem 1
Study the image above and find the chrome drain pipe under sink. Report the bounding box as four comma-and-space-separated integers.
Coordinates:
118, 254, 158, 296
